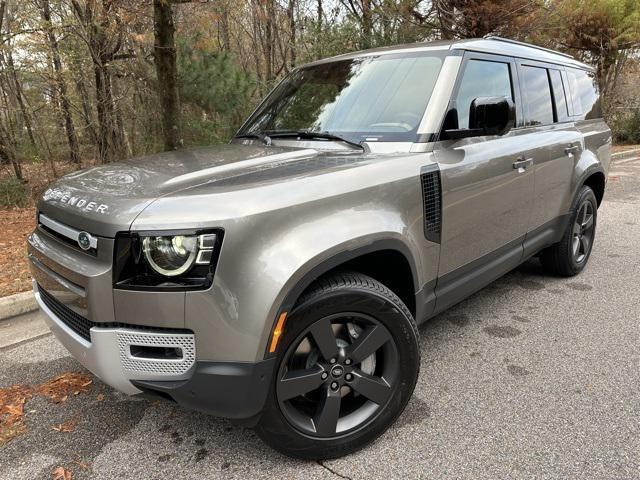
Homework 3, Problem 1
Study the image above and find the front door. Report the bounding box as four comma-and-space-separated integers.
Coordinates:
432, 52, 534, 311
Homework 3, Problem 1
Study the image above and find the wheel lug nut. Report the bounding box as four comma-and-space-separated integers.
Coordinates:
329, 357, 337, 364
330, 381, 339, 390
345, 373, 353, 381
345, 359, 352, 365
321, 372, 328, 380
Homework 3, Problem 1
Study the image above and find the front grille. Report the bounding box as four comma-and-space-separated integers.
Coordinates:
38, 285, 192, 344
421, 168, 442, 243
39, 224, 96, 256
39, 285, 93, 341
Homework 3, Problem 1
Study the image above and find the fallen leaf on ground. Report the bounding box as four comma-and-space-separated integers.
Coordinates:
0, 385, 33, 446
52, 466, 72, 480
1, 372, 93, 445
71, 459, 90, 470
96, 393, 105, 402
37, 373, 92, 403
52, 418, 78, 433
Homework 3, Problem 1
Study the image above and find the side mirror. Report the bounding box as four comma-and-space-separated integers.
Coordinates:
469, 96, 515, 136
444, 96, 515, 139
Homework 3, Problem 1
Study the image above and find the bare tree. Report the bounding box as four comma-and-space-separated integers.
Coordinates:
71, 0, 126, 163
41, 0, 81, 163
0, 0, 22, 180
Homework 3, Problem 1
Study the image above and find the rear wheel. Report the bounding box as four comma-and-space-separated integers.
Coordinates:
255, 272, 419, 460
541, 185, 597, 276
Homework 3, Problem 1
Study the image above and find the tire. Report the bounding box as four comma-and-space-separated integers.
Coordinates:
255, 271, 420, 460
541, 185, 598, 276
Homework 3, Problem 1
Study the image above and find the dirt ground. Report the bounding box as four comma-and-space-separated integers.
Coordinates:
0, 207, 35, 297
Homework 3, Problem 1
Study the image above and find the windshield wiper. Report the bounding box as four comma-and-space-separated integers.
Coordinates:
265, 130, 364, 150
234, 133, 272, 146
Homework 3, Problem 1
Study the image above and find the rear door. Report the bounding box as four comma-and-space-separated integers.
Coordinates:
516, 60, 583, 257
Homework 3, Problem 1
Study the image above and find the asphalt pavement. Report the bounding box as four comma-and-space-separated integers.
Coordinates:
1, 156, 638, 480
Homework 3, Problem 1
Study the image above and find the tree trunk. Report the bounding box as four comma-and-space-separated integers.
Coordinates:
0, 1, 21, 180
112, 77, 131, 157
73, 72, 99, 146
153, 0, 182, 150
0, 121, 22, 180
71, 0, 125, 163
41, 0, 81, 164
288, 0, 296, 68
93, 63, 114, 163
264, 0, 274, 81
361, 0, 372, 49
6, 48, 37, 149
219, 2, 231, 51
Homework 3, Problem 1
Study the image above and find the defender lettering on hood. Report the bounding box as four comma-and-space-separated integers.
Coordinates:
42, 188, 110, 214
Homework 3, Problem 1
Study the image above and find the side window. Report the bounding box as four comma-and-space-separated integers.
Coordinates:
521, 65, 554, 126
566, 68, 601, 120
549, 69, 570, 122
454, 59, 513, 129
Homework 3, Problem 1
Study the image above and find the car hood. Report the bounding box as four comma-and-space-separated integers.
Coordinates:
37, 144, 366, 237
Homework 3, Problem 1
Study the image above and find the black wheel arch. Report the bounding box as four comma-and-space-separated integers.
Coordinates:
278, 239, 419, 322
582, 169, 606, 207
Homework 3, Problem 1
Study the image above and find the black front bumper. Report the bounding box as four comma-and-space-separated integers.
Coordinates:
132, 358, 276, 424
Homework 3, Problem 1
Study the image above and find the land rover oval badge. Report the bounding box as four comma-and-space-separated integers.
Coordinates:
77, 231, 93, 251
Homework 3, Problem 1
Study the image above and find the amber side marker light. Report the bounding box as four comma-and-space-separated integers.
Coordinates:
269, 312, 288, 353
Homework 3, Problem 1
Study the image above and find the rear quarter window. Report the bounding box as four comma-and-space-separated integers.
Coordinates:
566, 68, 601, 120
521, 65, 554, 126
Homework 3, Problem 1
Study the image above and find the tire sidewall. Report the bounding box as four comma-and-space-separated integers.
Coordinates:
256, 285, 419, 460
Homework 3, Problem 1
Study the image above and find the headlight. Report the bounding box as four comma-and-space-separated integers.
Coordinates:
113, 230, 223, 290
142, 236, 198, 276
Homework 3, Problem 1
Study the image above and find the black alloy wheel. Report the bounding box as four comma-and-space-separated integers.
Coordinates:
541, 185, 598, 276
571, 200, 595, 264
276, 312, 399, 437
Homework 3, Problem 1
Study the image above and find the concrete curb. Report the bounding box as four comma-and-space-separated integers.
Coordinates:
0, 290, 37, 321
612, 148, 640, 161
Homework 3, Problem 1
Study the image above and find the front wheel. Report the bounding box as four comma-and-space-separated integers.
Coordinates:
541, 185, 598, 276
255, 272, 420, 460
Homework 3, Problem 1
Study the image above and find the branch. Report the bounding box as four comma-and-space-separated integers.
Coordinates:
0, 1, 5, 34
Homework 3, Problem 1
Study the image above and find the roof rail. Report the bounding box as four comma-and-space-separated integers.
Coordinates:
483, 36, 575, 60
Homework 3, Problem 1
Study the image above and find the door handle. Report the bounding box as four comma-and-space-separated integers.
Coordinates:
565, 145, 580, 156
513, 157, 533, 171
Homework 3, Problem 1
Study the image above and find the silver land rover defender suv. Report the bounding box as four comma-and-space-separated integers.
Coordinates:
28, 37, 610, 459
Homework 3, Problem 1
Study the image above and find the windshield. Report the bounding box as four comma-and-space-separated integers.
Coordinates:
238, 52, 445, 144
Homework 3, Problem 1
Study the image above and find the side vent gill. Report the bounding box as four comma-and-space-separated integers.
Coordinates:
420, 167, 442, 243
